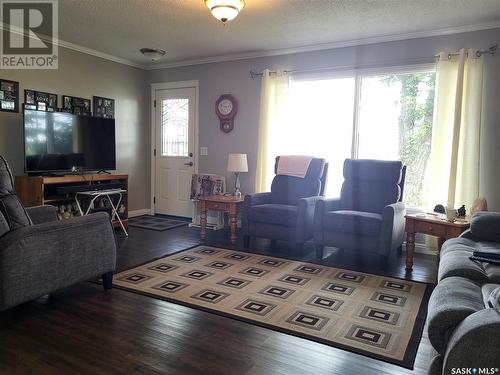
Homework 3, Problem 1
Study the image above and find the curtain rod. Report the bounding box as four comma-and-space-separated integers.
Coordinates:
249, 44, 497, 79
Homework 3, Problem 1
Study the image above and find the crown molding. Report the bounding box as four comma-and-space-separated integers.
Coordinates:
1, 20, 499, 71
147, 20, 500, 70
0, 22, 145, 69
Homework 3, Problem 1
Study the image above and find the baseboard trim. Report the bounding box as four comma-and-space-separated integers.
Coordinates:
128, 209, 151, 218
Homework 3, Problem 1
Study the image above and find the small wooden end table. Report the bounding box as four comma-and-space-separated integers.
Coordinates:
199, 195, 244, 245
404, 213, 470, 271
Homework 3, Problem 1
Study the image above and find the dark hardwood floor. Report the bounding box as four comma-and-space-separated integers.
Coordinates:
0, 224, 438, 375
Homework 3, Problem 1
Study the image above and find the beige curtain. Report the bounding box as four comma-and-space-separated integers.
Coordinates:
428, 49, 484, 210
254, 69, 289, 192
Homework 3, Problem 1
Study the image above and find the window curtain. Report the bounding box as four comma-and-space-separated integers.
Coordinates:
254, 69, 289, 192
428, 49, 484, 210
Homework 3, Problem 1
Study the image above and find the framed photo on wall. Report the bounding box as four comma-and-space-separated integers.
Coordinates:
93, 96, 115, 118
24, 90, 58, 112
62, 95, 91, 116
0, 79, 19, 113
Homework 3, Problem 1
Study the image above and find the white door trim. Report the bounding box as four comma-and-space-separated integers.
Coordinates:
150, 80, 199, 215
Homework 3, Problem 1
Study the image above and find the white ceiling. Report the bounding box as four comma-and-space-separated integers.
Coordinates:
58, 0, 500, 69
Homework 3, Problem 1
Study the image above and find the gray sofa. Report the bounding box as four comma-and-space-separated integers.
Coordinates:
0, 155, 117, 311
242, 157, 327, 251
426, 212, 500, 374
314, 159, 406, 260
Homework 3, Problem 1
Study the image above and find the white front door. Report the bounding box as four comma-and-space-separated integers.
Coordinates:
154, 87, 197, 217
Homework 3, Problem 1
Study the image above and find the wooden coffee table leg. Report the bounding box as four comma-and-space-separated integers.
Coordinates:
405, 231, 415, 271
229, 205, 237, 245
200, 200, 207, 241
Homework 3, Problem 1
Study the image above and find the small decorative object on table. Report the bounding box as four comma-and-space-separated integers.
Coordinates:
471, 198, 488, 215
227, 153, 248, 197
434, 204, 445, 214
457, 205, 466, 217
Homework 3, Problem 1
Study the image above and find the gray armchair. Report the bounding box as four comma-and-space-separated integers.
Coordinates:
0, 155, 116, 311
314, 159, 406, 260
242, 157, 328, 251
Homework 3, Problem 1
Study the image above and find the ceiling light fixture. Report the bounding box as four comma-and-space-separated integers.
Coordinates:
140, 48, 166, 62
205, 0, 245, 23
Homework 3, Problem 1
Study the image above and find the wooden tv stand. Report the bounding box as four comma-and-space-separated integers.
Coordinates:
15, 174, 129, 229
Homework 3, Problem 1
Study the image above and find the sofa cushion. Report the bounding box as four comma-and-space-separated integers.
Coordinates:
427, 276, 484, 355
0, 211, 8, 237
439, 238, 500, 283
470, 212, 500, 243
0, 195, 32, 231
323, 210, 382, 236
249, 204, 298, 227
270, 175, 321, 205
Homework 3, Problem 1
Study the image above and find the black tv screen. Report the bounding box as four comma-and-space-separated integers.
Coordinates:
24, 109, 116, 173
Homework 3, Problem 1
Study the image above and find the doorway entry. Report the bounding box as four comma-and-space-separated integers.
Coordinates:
151, 81, 198, 217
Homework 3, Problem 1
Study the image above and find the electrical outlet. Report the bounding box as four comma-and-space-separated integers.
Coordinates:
200, 147, 208, 156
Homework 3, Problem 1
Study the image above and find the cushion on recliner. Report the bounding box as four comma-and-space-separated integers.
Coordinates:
0, 211, 9, 237
270, 175, 321, 205
0, 195, 32, 230
0, 155, 32, 231
249, 204, 298, 226
0, 155, 14, 195
323, 210, 382, 236
339, 159, 403, 213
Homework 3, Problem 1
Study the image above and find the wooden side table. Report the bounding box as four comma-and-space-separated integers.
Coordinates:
199, 195, 244, 245
404, 213, 470, 271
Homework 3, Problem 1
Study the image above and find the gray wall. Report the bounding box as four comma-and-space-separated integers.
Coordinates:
149, 28, 500, 210
0, 47, 149, 211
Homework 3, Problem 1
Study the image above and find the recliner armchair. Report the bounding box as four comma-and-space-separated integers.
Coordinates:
314, 159, 406, 260
242, 157, 328, 251
0, 155, 117, 311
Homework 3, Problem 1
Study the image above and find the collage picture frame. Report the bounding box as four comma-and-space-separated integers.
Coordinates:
93, 96, 115, 119
24, 90, 58, 112
0, 79, 19, 113
62, 95, 92, 116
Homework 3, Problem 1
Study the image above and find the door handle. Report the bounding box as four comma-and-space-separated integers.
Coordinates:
184, 162, 193, 166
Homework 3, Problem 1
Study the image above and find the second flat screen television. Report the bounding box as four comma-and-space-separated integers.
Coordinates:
24, 109, 116, 173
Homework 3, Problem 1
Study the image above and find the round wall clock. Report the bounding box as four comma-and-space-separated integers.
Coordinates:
215, 94, 238, 133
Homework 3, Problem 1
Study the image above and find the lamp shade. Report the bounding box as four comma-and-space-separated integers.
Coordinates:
227, 153, 248, 173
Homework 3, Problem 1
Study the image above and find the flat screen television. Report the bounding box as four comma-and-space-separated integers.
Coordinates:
23, 109, 116, 174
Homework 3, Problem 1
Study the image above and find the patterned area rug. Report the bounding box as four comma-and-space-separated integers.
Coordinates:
128, 215, 188, 231
113, 246, 432, 369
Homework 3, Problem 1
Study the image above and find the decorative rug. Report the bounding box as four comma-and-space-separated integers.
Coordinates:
128, 215, 188, 231
113, 246, 432, 369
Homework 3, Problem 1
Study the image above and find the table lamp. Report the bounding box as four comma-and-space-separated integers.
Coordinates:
227, 153, 248, 197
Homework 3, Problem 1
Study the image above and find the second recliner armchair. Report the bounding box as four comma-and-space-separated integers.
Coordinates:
314, 159, 406, 260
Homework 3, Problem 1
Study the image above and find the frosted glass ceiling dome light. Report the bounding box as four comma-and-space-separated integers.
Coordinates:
140, 48, 166, 62
205, 0, 245, 23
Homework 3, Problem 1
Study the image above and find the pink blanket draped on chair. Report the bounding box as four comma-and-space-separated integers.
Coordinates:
276, 155, 314, 178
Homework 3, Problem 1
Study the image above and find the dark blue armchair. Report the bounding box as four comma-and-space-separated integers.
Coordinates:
314, 159, 406, 260
242, 157, 328, 251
